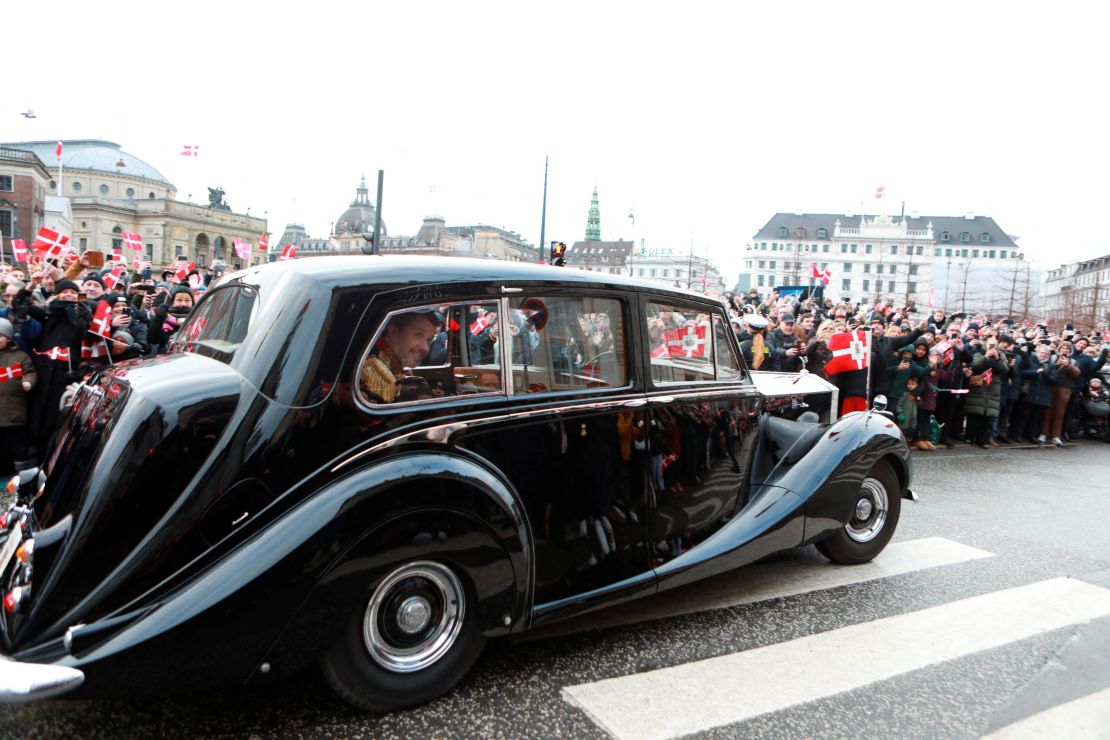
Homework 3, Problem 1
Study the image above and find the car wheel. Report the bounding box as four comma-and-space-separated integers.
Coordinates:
815, 461, 901, 565
320, 560, 485, 712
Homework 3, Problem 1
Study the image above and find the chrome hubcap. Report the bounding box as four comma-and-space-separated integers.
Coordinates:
846, 477, 888, 543
397, 596, 432, 634
363, 561, 464, 674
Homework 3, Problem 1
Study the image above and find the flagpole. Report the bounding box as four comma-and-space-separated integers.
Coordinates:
865, 325, 873, 404
57, 142, 63, 196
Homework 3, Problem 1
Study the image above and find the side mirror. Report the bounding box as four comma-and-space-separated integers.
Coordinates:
872, 394, 888, 412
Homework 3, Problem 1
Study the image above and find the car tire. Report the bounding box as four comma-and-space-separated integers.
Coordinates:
815, 461, 901, 565
320, 560, 486, 712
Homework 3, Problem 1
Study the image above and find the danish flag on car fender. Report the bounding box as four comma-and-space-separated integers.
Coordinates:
11, 239, 28, 263
0, 364, 23, 383
101, 268, 124, 291
664, 322, 707, 358
90, 300, 113, 337
824, 330, 871, 375
279, 244, 296, 260
32, 227, 70, 258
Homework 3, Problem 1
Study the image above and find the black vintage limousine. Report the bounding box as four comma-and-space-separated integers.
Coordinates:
0, 256, 912, 711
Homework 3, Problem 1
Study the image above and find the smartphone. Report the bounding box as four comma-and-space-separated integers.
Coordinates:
142, 267, 152, 280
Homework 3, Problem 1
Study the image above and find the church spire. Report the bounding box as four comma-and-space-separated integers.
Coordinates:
352, 174, 370, 206
585, 186, 601, 241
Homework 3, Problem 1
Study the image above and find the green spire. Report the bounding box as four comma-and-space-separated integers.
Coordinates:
585, 186, 601, 241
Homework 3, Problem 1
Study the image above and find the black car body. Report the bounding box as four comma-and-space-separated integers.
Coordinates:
0, 256, 913, 710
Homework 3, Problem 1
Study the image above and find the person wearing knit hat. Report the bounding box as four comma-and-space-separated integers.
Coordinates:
53, 279, 80, 299
81, 275, 106, 302
170, 285, 194, 310
0, 314, 36, 469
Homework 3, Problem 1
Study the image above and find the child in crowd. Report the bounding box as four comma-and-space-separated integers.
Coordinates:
897, 376, 920, 443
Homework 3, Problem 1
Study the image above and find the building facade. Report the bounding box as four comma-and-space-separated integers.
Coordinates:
1042, 255, 1110, 331
746, 211, 1032, 315
0, 146, 51, 251
0, 140, 268, 269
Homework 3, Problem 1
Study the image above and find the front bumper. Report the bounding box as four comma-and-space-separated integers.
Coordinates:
0, 657, 83, 703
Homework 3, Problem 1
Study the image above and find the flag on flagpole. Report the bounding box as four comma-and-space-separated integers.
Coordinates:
824, 330, 871, 375
279, 244, 297, 260
258, 233, 269, 252
181, 145, 199, 157
810, 262, 822, 279
55, 141, 63, 160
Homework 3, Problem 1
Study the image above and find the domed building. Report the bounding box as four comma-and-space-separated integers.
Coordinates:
0, 139, 267, 269
331, 176, 387, 253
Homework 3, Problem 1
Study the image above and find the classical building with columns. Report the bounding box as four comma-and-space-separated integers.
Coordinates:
0, 139, 267, 269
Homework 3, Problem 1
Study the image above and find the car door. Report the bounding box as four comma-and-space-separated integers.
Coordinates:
455, 287, 653, 622
641, 295, 805, 589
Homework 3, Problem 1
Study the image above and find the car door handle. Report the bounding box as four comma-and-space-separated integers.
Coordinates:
649, 396, 674, 404
621, 399, 647, 408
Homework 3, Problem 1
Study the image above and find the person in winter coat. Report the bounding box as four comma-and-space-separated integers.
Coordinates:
897, 376, 920, 442
910, 340, 939, 448
1018, 344, 1057, 443
768, 314, 804, 373
964, 345, 1010, 448
1040, 341, 1081, 445
147, 285, 195, 352
994, 336, 1023, 443
889, 339, 931, 406
0, 318, 37, 472
24, 279, 90, 449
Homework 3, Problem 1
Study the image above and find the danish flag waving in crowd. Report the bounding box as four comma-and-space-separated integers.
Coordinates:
90, 301, 113, 338
174, 261, 195, 283
0, 364, 24, 383
279, 244, 297, 261
123, 232, 143, 252
823, 330, 871, 375
469, 310, 489, 337
810, 262, 831, 285
32, 227, 70, 259
664, 321, 707, 358
258, 233, 269, 252
233, 238, 251, 261
980, 368, 993, 386
81, 340, 110, 360
40, 346, 70, 362
101, 268, 125, 292
11, 239, 28, 263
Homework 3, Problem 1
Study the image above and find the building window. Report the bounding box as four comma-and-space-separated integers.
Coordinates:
840, 244, 847, 253
745, 260, 752, 269
148, 192, 155, 199
126, 187, 135, 197
865, 244, 873, 254
905, 245, 914, 255
909, 264, 919, 275
758, 274, 765, 287
769, 260, 776, 269
650, 268, 657, 277
777, 227, 788, 237
960, 232, 970, 242
888, 280, 896, 293
945, 248, 952, 257
890, 245, 897, 255
0, 175, 12, 192
962, 249, 969, 257
822, 244, 829, 253
916, 245, 923, 255
877, 264, 884, 274
908, 282, 917, 293
864, 263, 871, 273
1000, 250, 1007, 259
850, 244, 858, 253
890, 264, 898, 274
73, 182, 82, 191
758, 260, 765, 269
637, 268, 645, 277
841, 278, 851, 291
0, 210, 10, 238
816, 227, 827, 239
844, 262, 853, 272
934, 248, 941, 256
863, 279, 870, 292
973, 249, 979, 258
980, 233, 990, 243
760, 242, 767, 249
99, 184, 110, 194
941, 231, 950, 241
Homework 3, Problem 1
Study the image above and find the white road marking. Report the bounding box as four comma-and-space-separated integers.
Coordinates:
983, 686, 1110, 739
533, 537, 994, 638
562, 578, 1110, 740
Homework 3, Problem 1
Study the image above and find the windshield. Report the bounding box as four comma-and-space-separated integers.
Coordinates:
171, 285, 258, 361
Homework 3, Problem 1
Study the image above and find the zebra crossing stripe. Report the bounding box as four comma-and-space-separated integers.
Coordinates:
534, 537, 993, 639
562, 578, 1110, 740
983, 685, 1110, 739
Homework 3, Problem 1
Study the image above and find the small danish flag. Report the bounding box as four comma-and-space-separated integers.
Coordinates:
279, 244, 297, 261
81, 340, 110, 360
90, 301, 113, 337
102, 268, 125, 292
258, 233, 269, 252
32, 227, 70, 259
123, 232, 143, 252
174, 261, 195, 283
11, 239, 28, 263
39, 346, 71, 362
233, 238, 251, 261
0, 364, 24, 383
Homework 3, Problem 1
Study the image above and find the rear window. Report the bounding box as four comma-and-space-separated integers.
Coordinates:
171, 285, 258, 362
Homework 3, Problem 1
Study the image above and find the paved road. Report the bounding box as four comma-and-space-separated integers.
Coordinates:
4, 442, 1109, 739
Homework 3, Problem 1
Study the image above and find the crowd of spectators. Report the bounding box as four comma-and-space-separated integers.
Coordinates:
724, 287, 1110, 450
0, 255, 204, 474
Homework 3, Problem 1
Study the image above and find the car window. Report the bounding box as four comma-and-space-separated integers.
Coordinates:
507, 295, 628, 394
357, 300, 502, 405
645, 300, 716, 384
172, 285, 257, 361
714, 314, 743, 380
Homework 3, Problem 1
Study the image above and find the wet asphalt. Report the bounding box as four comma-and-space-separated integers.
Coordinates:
2, 441, 1108, 739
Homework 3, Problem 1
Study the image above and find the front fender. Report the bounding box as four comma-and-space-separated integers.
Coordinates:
43, 451, 530, 698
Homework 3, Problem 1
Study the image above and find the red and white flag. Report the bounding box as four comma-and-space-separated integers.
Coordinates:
258, 233, 269, 252
90, 300, 113, 337
469, 311, 489, 336
0, 364, 24, 383
81, 340, 110, 360
875, 185, 886, 199
810, 262, 822, 279
123, 231, 143, 252
664, 321, 707, 358
112, 247, 124, 262
233, 238, 251, 261
280, 244, 297, 260
821, 266, 832, 285
928, 287, 936, 309
824, 330, 871, 375
102, 268, 125, 292
132, 254, 144, 270
980, 368, 993, 386
181, 145, 199, 157
174, 261, 195, 283
32, 227, 70, 259
11, 239, 28, 263
55, 141, 63, 160
39, 346, 71, 362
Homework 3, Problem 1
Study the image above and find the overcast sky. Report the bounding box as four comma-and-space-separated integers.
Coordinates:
7, 1, 1107, 283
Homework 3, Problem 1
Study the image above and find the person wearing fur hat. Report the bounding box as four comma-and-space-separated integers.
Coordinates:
23, 278, 90, 447
0, 317, 37, 473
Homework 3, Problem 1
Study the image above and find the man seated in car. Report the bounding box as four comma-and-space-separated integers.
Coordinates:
361, 309, 441, 403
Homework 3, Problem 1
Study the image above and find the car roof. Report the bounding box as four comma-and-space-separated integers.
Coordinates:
236, 255, 720, 304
